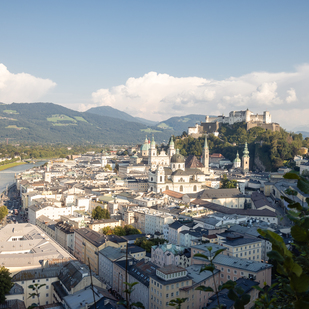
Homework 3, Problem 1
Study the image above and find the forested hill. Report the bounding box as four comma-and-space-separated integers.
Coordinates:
0, 103, 174, 144
174, 123, 309, 172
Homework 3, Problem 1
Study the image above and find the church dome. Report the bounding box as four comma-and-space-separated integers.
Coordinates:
171, 153, 185, 163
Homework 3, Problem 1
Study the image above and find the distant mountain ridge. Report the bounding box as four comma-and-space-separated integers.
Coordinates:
86, 106, 158, 126
296, 131, 309, 138
0, 103, 173, 144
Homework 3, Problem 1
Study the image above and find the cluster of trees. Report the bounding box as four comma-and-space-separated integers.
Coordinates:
0, 144, 105, 160
134, 237, 167, 253
102, 224, 142, 236
174, 123, 307, 172
0, 206, 8, 223
220, 174, 237, 189
91, 206, 110, 220
0, 266, 13, 304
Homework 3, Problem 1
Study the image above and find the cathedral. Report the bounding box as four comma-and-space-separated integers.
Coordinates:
147, 136, 210, 194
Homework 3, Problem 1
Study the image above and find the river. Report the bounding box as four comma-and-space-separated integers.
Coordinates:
0, 161, 47, 193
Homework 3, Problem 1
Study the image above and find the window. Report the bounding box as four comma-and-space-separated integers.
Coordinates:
32, 280, 35, 283
46, 293, 49, 297
46, 285, 49, 289
46, 278, 49, 282
234, 270, 237, 274
166, 294, 169, 298
21, 281, 24, 284
227, 275, 231, 279
220, 274, 224, 278
176, 291, 179, 296
227, 269, 230, 273
171, 293, 174, 297
171, 284, 174, 289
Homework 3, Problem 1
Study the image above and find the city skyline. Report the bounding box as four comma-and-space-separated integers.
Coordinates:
1, 1, 309, 130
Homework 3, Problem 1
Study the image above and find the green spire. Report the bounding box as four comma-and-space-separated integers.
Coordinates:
169, 136, 174, 147
243, 142, 249, 157
203, 135, 208, 149
234, 151, 241, 162
151, 135, 155, 147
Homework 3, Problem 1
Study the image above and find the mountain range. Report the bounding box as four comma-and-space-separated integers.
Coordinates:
0, 103, 204, 144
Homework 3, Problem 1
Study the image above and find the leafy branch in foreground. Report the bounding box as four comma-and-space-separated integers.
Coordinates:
117, 281, 145, 309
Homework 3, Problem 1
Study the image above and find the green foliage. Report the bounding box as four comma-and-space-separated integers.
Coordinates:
91, 206, 110, 220
284, 172, 301, 180
0, 266, 13, 304
102, 225, 142, 236
117, 281, 145, 309
220, 174, 237, 189
27, 283, 46, 307
0, 103, 173, 144
134, 237, 167, 253
285, 188, 298, 196
0, 206, 9, 222
174, 122, 305, 172
255, 195, 309, 308
168, 297, 188, 308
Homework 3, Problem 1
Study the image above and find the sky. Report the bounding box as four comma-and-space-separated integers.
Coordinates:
0, 0, 309, 131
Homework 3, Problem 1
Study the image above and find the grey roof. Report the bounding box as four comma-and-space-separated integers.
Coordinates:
191, 199, 277, 217
211, 254, 272, 272
58, 260, 92, 292
128, 259, 158, 287
8, 283, 24, 295
120, 234, 146, 241
13, 266, 62, 281
190, 188, 244, 199
99, 246, 127, 261
186, 264, 219, 286
0, 299, 26, 309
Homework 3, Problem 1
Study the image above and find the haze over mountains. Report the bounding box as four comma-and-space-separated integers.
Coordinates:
0, 103, 204, 144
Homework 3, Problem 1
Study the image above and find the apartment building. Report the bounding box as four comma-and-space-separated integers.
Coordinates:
74, 228, 127, 274
192, 254, 272, 288
149, 264, 220, 309
151, 243, 191, 268
217, 232, 263, 262
88, 218, 121, 232
54, 221, 75, 253
145, 212, 174, 234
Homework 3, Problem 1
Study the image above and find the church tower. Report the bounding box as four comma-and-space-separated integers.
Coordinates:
202, 135, 209, 173
168, 136, 176, 157
233, 151, 241, 168
148, 136, 157, 166
242, 142, 250, 173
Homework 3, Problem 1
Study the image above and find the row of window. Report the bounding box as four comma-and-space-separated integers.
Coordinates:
21, 279, 49, 284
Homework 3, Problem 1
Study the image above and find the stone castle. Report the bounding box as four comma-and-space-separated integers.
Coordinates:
188, 109, 280, 137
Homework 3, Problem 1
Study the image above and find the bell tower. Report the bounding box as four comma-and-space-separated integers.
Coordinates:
242, 142, 250, 173
202, 135, 209, 173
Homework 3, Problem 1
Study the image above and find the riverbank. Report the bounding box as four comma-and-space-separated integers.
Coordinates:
0, 162, 26, 171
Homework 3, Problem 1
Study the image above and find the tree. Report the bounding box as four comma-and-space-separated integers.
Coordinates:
105, 164, 112, 170
0, 206, 8, 223
91, 206, 110, 220
117, 282, 145, 309
168, 297, 188, 308
28, 283, 46, 307
0, 266, 13, 304
124, 225, 142, 235
220, 174, 237, 189
102, 226, 113, 235
113, 226, 126, 236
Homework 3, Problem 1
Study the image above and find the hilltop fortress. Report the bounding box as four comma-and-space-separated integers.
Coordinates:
188, 109, 280, 137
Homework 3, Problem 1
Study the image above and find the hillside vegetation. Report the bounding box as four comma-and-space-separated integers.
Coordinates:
174, 123, 308, 172
0, 103, 173, 144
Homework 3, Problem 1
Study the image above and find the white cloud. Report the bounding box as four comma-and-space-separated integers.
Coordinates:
87, 64, 309, 130
286, 88, 297, 103
0, 64, 56, 103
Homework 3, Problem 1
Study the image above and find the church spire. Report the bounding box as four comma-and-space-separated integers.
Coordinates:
203, 135, 208, 149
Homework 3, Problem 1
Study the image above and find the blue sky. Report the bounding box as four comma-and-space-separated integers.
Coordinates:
1, 1, 309, 129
